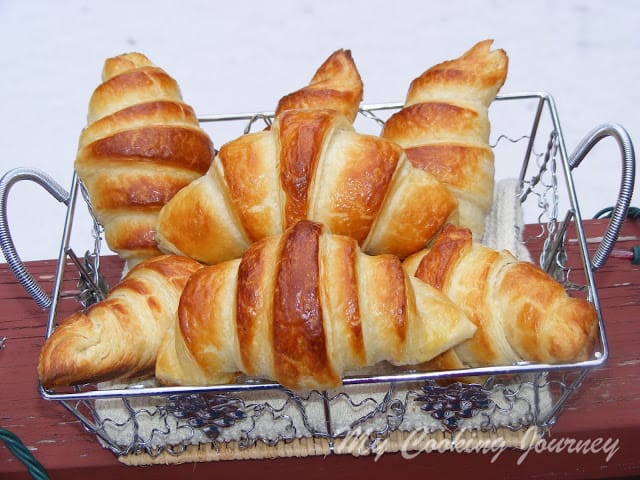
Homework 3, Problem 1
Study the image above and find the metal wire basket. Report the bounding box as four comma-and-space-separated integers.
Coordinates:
0, 92, 635, 459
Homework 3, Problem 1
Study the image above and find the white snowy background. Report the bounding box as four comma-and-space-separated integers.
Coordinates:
0, 0, 638, 263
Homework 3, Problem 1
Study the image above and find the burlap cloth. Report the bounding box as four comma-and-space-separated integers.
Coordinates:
94, 179, 547, 465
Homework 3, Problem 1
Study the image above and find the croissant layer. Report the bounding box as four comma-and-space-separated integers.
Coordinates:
156, 220, 476, 390
403, 224, 598, 369
38, 255, 202, 388
274, 48, 364, 122
75, 52, 214, 267
157, 108, 456, 264
382, 39, 508, 239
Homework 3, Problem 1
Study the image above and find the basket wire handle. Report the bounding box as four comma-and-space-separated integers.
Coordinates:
0, 167, 69, 309
568, 123, 635, 271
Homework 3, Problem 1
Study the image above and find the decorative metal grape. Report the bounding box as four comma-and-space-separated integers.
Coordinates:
414, 382, 494, 431
166, 393, 247, 440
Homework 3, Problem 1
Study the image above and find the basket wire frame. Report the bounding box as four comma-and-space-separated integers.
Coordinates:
33, 93, 610, 457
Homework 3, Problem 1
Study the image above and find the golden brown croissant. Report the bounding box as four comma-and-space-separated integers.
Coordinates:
74, 52, 215, 267
155, 108, 456, 265
155, 220, 476, 390
402, 224, 598, 370
37, 255, 202, 388
275, 48, 364, 122
382, 40, 508, 240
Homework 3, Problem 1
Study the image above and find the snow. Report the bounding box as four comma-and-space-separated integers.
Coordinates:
0, 0, 637, 262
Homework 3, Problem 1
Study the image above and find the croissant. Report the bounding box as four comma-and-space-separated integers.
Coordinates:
37, 255, 202, 388
74, 52, 215, 267
402, 224, 598, 370
382, 40, 508, 240
274, 48, 364, 122
155, 108, 456, 265
155, 220, 476, 390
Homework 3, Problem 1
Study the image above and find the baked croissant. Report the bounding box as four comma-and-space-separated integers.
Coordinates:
74, 52, 215, 267
38, 255, 202, 388
156, 108, 457, 265
155, 220, 476, 390
382, 39, 508, 240
274, 48, 364, 122
402, 224, 598, 370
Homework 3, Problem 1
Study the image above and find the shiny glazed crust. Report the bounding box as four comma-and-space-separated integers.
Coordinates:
155, 220, 476, 390
403, 224, 598, 368
382, 39, 508, 239
156, 108, 456, 265
37, 255, 202, 388
274, 48, 364, 122
156, 48, 455, 264
74, 52, 214, 267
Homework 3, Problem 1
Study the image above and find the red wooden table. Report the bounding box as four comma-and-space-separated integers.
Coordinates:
1, 219, 639, 479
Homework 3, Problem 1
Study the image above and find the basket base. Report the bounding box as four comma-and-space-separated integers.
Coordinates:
118, 426, 544, 465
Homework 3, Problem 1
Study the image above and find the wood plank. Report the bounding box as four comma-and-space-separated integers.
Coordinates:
1, 219, 638, 479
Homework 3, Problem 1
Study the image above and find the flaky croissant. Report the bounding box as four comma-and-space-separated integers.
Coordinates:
37, 255, 202, 388
382, 40, 508, 240
155, 220, 476, 391
274, 48, 363, 122
74, 52, 215, 267
156, 108, 456, 265
402, 224, 598, 370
